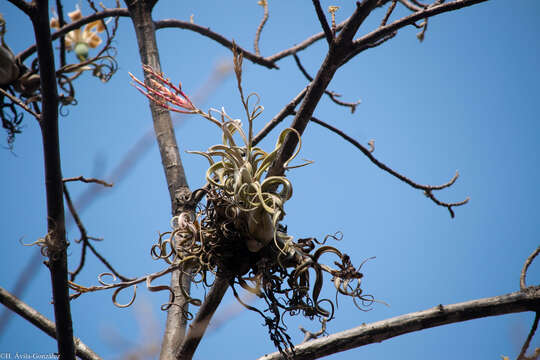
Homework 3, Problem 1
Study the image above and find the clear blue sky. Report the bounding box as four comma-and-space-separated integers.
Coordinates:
1, 0, 539, 359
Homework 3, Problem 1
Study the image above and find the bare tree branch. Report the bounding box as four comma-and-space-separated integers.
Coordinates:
17, 8, 129, 62
0, 87, 40, 119
252, 86, 308, 146
521, 246, 540, 291
62, 184, 131, 282
254, 0, 269, 56
27, 1, 76, 357
0, 250, 40, 340
309, 115, 469, 217
312, 0, 334, 45
63, 176, 113, 187
54, 0, 67, 67
518, 312, 540, 360
16, 6, 349, 72
124, 1, 192, 358
265, 21, 346, 63
292, 54, 360, 113
351, 0, 489, 57
175, 276, 230, 360
259, 289, 540, 360
0, 286, 100, 360
267, 0, 379, 178
6, 0, 34, 16
155, 19, 278, 69
398, 0, 423, 11
380, 0, 398, 26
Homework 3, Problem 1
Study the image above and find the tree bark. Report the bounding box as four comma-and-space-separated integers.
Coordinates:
258, 288, 540, 360
31, 0, 75, 358
175, 276, 230, 360
124, 1, 191, 359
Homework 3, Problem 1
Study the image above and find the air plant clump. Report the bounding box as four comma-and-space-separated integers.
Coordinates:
129, 53, 374, 356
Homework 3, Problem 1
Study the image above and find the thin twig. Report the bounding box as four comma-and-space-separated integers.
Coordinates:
411, 0, 428, 7
258, 289, 540, 360
521, 246, 540, 291
381, 0, 398, 26
517, 312, 539, 360
416, 17, 428, 41
300, 318, 327, 343
68, 263, 181, 297
309, 115, 469, 217
17, 8, 129, 62
293, 54, 360, 113
312, 0, 333, 45
155, 19, 278, 69
341, 30, 397, 66
55, 0, 67, 67
267, 0, 379, 179
63, 176, 113, 187
252, 86, 308, 145
254, 0, 269, 56
63, 184, 131, 282
266, 21, 346, 63
16, 6, 349, 71
85, 240, 133, 282
398, 0, 423, 11
351, 0, 489, 54
0, 87, 40, 119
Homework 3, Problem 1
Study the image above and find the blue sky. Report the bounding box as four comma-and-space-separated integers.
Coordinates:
1, 0, 539, 359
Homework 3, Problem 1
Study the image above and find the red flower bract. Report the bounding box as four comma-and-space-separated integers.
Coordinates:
129, 65, 195, 114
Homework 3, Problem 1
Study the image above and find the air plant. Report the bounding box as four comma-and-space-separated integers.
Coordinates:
127, 52, 374, 357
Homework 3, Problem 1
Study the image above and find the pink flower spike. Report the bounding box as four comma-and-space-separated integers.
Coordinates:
128, 67, 196, 114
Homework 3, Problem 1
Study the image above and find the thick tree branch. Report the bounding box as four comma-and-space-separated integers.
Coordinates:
0, 286, 101, 360
267, 0, 379, 178
258, 289, 540, 360
336, 0, 379, 46
6, 0, 34, 16
175, 276, 230, 360
31, 1, 75, 358
267, 0, 489, 178
124, 1, 191, 359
